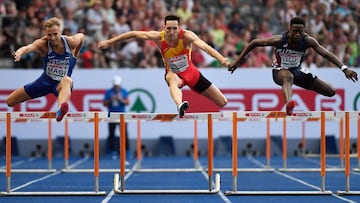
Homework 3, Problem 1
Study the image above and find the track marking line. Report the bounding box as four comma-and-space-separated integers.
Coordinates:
101, 161, 137, 203
10, 157, 88, 192
197, 161, 232, 203
0, 157, 36, 169
249, 156, 357, 203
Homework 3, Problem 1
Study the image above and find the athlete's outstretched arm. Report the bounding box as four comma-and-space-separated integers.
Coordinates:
229, 35, 280, 73
98, 31, 161, 49
13, 38, 45, 62
307, 36, 358, 82
185, 30, 230, 67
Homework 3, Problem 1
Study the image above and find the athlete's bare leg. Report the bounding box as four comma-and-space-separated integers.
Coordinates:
309, 78, 336, 97
273, 69, 295, 115
273, 69, 294, 104
201, 84, 227, 107
165, 71, 183, 106
56, 76, 73, 107
6, 87, 32, 107
56, 76, 72, 122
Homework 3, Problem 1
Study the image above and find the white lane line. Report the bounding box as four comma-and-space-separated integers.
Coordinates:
11, 171, 62, 192
197, 161, 232, 203
11, 157, 88, 192
249, 156, 357, 203
0, 157, 36, 169
303, 157, 360, 176
66, 157, 89, 169
101, 162, 138, 203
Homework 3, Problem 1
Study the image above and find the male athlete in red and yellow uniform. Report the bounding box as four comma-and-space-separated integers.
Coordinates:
99, 14, 230, 116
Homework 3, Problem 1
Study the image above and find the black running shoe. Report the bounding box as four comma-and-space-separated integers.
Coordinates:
177, 101, 189, 116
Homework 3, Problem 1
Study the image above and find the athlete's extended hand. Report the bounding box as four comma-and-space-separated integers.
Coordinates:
343, 69, 358, 82
220, 57, 231, 68
98, 40, 112, 49
228, 62, 238, 74
228, 56, 246, 74
13, 50, 22, 62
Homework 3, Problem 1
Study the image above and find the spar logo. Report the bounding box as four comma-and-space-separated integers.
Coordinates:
128, 88, 156, 113
0, 88, 345, 112
182, 89, 345, 112
353, 92, 360, 110
0, 88, 156, 113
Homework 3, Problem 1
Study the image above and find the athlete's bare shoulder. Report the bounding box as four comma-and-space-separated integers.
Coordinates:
32, 37, 48, 54
183, 29, 197, 39
303, 33, 320, 47
251, 34, 282, 47
182, 29, 202, 46
64, 33, 85, 50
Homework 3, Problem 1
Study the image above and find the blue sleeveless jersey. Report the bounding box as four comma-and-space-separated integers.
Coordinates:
42, 35, 77, 81
24, 36, 77, 98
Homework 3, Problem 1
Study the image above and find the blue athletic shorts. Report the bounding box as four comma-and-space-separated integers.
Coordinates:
24, 73, 60, 98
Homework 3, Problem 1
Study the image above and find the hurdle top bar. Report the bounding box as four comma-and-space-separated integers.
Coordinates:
109, 112, 222, 121
0, 112, 109, 121
222, 111, 360, 121
1, 111, 358, 122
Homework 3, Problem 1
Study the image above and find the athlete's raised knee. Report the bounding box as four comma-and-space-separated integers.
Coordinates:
218, 97, 228, 107
6, 97, 15, 107
61, 76, 73, 84
324, 89, 336, 97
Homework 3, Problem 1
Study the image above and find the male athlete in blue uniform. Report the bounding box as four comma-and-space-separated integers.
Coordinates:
7, 17, 84, 122
229, 17, 358, 116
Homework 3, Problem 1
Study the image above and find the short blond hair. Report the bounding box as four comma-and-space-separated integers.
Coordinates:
44, 17, 62, 30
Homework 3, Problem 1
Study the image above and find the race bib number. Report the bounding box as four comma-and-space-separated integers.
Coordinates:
167, 54, 189, 73
46, 58, 69, 81
276, 49, 303, 68
280, 54, 302, 67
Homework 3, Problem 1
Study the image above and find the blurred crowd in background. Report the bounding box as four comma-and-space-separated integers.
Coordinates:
0, 0, 359, 69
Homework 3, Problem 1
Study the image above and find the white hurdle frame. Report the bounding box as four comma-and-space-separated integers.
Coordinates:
0, 117, 56, 173
111, 112, 221, 194
276, 112, 345, 173
337, 111, 360, 195
0, 112, 106, 196
351, 117, 360, 172
222, 111, 334, 195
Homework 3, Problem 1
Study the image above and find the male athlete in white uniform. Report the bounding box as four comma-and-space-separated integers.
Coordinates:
229, 17, 358, 115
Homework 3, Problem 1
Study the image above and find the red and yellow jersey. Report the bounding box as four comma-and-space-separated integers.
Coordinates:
159, 29, 193, 73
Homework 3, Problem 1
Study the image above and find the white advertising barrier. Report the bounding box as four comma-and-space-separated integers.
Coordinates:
0, 68, 359, 139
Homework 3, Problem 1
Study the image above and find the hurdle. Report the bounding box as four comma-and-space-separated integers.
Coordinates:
124, 117, 203, 172
352, 117, 360, 171
223, 111, 333, 195
0, 112, 106, 196
276, 112, 344, 172
112, 113, 221, 194
337, 111, 360, 195
60, 114, 131, 173
300, 117, 355, 169
0, 115, 56, 173
211, 113, 275, 173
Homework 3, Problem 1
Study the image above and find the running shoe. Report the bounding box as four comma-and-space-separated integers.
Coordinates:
286, 100, 296, 116
177, 101, 189, 117
56, 102, 69, 122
